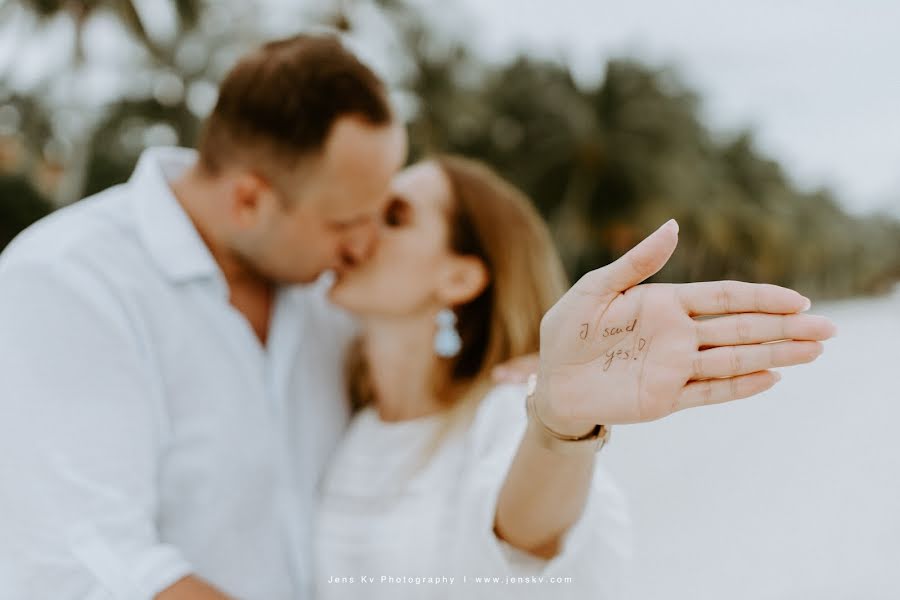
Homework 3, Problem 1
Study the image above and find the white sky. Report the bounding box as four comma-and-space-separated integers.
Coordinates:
441, 0, 900, 216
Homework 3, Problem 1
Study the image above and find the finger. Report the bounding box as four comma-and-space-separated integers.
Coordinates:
678, 280, 810, 316
677, 370, 781, 411
692, 340, 823, 379
576, 219, 679, 296
696, 313, 837, 348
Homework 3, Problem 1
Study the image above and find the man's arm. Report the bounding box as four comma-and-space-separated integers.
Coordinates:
0, 261, 196, 598
157, 576, 233, 599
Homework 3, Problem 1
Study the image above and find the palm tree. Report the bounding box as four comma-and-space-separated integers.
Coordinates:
1, 0, 201, 204
7, 0, 200, 63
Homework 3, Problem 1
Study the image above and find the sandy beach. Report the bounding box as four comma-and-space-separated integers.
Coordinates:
605, 285, 900, 598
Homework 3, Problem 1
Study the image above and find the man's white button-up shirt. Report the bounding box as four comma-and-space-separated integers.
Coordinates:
0, 147, 354, 599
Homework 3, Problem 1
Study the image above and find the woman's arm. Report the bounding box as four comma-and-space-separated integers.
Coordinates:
455, 383, 632, 598
493, 416, 598, 558
494, 219, 835, 559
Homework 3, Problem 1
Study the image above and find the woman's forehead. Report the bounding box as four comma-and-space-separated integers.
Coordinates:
393, 161, 452, 209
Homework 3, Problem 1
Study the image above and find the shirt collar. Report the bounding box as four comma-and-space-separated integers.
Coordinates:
130, 146, 227, 290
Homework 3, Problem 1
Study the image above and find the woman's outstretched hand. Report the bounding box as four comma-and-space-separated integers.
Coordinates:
534, 219, 837, 435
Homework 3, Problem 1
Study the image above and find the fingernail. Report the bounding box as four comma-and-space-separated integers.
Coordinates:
772, 371, 782, 382
800, 297, 811, 312
493, 367, 507, 379
664, 218, 679, 233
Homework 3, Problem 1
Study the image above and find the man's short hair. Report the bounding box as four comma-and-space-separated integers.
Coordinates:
197, 33, 392, 176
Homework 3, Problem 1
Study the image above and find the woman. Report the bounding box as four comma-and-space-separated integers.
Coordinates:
314, 156, 835, 599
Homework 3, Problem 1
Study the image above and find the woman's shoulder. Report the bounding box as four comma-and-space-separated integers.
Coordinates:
464, 382, 530, 459
473, 382, 529, 423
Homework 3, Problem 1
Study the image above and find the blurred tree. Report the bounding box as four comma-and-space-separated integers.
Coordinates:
1, 0, 897, 299
2, 0, 203, 206
374, 0, 900, 298
0, 174, 52, 249
11, 0, 200, 63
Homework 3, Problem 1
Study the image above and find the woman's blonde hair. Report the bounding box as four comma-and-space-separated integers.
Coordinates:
347, 155, 569, 430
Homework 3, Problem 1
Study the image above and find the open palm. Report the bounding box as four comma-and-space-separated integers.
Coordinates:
536, 220, 836, 430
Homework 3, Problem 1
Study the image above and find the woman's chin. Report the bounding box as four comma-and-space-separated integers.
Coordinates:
327, 281, 366, 315
326, 281, 350, 308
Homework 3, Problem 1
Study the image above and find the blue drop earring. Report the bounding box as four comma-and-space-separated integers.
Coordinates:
434, 308, 462, 358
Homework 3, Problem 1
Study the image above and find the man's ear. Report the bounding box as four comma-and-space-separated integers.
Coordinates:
438, 255, 489, 306
230, 171, 280, 229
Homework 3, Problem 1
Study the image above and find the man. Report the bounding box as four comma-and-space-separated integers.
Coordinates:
0, 34, 406, 599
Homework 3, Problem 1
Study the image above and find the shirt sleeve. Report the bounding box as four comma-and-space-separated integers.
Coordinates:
451, 383, 633, 600
0, 260, 193, 599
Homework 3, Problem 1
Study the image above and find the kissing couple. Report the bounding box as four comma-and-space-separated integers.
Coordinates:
0, 33, 836, 600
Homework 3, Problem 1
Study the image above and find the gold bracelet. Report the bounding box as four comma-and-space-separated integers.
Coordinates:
525, 373, 610, 455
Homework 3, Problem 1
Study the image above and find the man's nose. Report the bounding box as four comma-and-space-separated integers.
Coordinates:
342, 222, 379, 266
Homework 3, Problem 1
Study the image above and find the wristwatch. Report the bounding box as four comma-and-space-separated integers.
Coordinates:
525, 373, 610, 455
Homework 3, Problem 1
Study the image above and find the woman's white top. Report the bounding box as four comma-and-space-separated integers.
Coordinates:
314, 383, 633, 600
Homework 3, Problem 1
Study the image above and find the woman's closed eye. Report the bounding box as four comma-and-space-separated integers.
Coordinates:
383, 196, 411, 228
